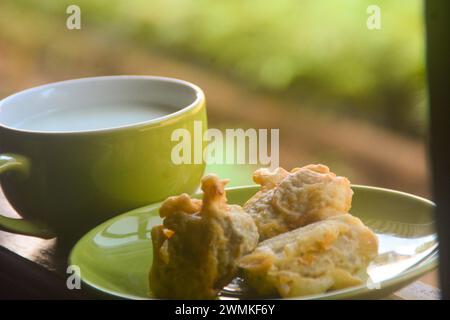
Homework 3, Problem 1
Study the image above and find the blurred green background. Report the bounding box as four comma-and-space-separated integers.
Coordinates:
0, 0, 429, 195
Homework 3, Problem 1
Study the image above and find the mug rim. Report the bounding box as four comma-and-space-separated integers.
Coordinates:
0, 75, 205, 135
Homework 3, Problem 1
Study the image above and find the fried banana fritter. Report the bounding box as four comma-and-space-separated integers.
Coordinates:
244, 164, 353, 240
239, 214, 378, 298
150, 174, 259, 299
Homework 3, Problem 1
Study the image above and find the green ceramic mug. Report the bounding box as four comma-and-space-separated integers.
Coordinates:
0, 76, 206, 240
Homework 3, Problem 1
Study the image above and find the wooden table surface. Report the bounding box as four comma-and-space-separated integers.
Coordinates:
0, 188, 441, 300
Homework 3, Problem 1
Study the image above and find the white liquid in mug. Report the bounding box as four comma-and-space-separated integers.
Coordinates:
13, 103, 174, 132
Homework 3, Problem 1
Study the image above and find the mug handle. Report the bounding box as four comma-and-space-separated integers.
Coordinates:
0, 153, 55, 239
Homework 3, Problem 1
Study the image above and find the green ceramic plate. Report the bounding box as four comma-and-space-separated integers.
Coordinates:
69, 185, 438, 300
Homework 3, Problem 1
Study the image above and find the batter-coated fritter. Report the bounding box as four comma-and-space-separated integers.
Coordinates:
244, 164, 353, 240
150, 174, 259, 299
239, 214, 378, 298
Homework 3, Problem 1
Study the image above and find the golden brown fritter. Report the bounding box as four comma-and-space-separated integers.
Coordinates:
239, 214, 378, 298
149, 174, 259, 299
244, 164, 353, 240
